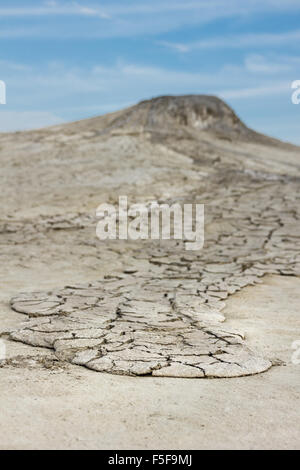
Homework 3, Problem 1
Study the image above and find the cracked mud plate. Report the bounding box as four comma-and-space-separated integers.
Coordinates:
10, 274, 271, 378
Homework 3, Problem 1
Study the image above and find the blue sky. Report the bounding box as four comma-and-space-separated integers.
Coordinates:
0, 0, 300, 143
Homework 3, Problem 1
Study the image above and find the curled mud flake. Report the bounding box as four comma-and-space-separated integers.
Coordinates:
11, 293, 64, 316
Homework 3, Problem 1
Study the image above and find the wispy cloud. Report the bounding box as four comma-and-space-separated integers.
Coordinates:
244, 54, 300, 73
0, 2, 110, 19
2, 0, 300, 17
159, 30, 300, 52
2, 1, 300, 38
220, 82, 289, 99
158, 41, 190, 53
0, 27, 45, 38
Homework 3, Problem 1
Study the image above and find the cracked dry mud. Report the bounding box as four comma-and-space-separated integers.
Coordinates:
8, 180, 300, 377
2, 95, 300, 378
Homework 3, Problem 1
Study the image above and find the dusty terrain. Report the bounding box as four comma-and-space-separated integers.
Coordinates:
0, 95, 299, 448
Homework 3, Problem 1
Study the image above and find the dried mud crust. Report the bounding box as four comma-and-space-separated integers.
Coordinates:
8, 180, 300, 378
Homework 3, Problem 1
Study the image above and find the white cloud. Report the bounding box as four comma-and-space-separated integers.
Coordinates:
245, 55, 287, 73
0, 27, 45, 38
157, 41, 190, 53
0, 2, 110, 19
219, 82, 289, 99
160, 30, 300, 52
0, 60, 31, 71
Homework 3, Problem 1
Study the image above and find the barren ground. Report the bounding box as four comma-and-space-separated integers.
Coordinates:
0, 96, 299, 449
